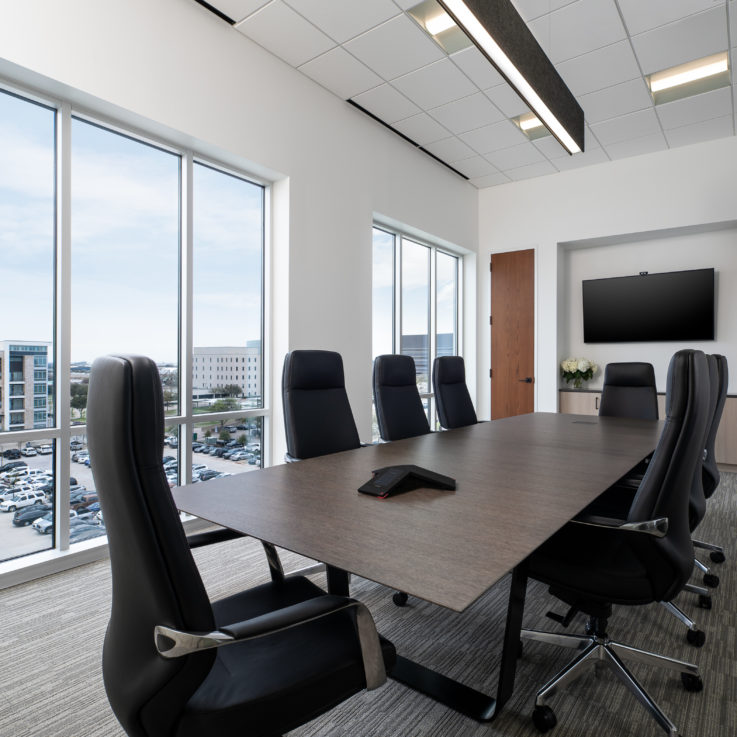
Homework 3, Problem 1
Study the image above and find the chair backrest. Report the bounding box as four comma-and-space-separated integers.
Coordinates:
433, 356, 477, 429
282, 350, 361, 459
703, 354, 729, 498
598, 362, 658, 420
373, 354, 430, 441
87, 355, 215, 737
627, 350, 710, 600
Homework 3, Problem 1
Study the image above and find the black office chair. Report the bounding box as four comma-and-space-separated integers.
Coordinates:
282, 349, 361, 462
522, 349, 708, 736
433, 356, 478, 429
373, 354, 430, 441
692, 354, 728, 565
598, 362, 659, 420
87, 354, 395, 737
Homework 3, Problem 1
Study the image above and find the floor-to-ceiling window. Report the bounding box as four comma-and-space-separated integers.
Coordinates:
0, 84, 268, 570
371, 225, 461, 438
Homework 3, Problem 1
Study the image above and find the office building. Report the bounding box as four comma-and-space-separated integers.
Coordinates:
0, 341, 51, 432
193, 344, 262, 399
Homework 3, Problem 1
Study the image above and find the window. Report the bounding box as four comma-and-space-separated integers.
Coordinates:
371, 225, 461, 438
0, 84, 269, 572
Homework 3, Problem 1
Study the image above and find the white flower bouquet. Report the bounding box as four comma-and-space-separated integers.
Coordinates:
560, 357, 597, 389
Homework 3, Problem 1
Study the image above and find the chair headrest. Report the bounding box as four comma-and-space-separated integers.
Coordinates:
284, 350, 346, 391
434, 356, 466, 384
603, 362, 656, 388
374, 355, 417, 387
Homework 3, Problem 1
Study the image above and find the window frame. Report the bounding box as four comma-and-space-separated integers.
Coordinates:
0, 81, 271, 585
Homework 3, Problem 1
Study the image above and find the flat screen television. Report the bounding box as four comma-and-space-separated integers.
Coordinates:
582, 268, 715, 343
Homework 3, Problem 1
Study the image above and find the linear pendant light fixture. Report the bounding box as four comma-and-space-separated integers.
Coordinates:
434, 0, 584, 154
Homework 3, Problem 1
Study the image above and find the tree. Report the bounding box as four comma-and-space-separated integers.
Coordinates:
70, 381, 88, 412
161, 370, 178, 388
210, 398, 239, 412
237, 433, 247, 446
219, 429, 231, 442
222, 384, 242, 397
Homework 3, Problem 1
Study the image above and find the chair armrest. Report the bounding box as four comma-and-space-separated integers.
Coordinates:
154, 595, 386, 689
571, 515, 668, 537
186, 528, 246, 549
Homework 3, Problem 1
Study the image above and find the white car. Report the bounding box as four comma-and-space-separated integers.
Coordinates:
1, 467, 48, 483
37, 445, 53, 455
0, 490, 47, 512
33, 509, 77, 534
0, 484, 36, 502
20, 447, 38, 457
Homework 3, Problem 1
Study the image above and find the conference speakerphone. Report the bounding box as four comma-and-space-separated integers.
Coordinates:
358, 465, 456, 499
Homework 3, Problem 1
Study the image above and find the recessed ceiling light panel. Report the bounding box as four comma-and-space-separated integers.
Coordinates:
648, 52, 730, 105
408, 0, 473, 54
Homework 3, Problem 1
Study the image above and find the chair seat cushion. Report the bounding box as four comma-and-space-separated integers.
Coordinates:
529, 524, 660, 606
177, 576, 395, 737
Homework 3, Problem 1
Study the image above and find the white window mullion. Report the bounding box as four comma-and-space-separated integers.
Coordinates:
55, 102, 72, 551
180, 152, 194, 484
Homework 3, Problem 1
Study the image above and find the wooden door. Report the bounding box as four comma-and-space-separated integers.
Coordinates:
491, 249, 535, 419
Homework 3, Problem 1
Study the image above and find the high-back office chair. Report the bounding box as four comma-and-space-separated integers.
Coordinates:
598, 362, 659, 420
87, 354, 394, 737
693, 354, 729, 565
522, 349, 708, 736
373, 354, 430, 441
432, 356, 478, 429
282, 349, 361, 461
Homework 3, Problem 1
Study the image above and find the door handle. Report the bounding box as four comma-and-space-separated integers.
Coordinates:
518, 377, 533, 383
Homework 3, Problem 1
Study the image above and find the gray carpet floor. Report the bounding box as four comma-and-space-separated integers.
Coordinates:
1, 474, 734, 737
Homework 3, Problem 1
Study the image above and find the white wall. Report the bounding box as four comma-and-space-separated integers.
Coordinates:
0, 0, 479, 458
478, 136, 737, 416
560, 227, 737, 391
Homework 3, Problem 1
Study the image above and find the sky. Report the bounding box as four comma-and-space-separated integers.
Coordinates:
0, 88, 264, 366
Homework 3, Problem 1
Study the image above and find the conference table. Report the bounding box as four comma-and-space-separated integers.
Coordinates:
173, 412, 662, 721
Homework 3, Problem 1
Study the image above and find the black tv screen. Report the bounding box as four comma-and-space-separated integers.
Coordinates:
582, 268, 714, 343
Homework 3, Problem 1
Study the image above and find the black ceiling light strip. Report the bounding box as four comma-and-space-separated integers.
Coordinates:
436, 0, 584, 154
347, 100, 469, 181
194, 0, 236, 25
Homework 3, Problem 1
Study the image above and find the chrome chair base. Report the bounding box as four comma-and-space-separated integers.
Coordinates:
522, 626, 700, 736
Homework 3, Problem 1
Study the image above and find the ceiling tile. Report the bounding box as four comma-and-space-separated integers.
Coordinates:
283, 0, 399, 43
604, 132, 668, 160
392, 58, 478, 109
731, 5, 737, 46
579, 78, 654, 124
470, 171, 512, 188
617, 0, 719, 37
665, 114, 734, 148
631, 7, 729, 75
505, 160, 558, 181
460, 118, 528, 153
511, 0, 578, 23
557, 41, 642, 97
207, 0, 270, 23
450, 47, 505, 89
656, 86, 733, 131
298, 47, 382, 99
423, 136, 477, 162
553, 147, 611, 171
590, 107, 662, 146
430, 92, 504, 134
392, 0, 422, 9
392, 112, 450, 145
343, 14, 444, 81
527, 0, 627, 64
485, 142, 547, 170
351, 83, 421, 123
484, 83, 530, 117
449, 155, 500, 178
235, 0, 334, 67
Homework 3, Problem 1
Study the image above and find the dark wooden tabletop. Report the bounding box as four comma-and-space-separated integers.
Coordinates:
174, 412, 661, 612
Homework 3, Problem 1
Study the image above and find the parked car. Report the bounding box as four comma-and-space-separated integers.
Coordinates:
13, 503, 52, 526
70, 440, 85, 451
70, 523, 106, 544
0, 460, 27, 474
37, 445, 53, 455
20, 447, 38, 457
33, 509, 77, 534
228, 451, 249, 461
1, 489, 48, 512
191, 463, 207, 473
72, 451, 89, 463
0, 484, 37, 502
2, 449, 21, 459
197, 469, 222, 482
70, 492, 99, 511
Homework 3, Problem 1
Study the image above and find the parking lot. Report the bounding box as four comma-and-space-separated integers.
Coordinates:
0, 440, 261, 563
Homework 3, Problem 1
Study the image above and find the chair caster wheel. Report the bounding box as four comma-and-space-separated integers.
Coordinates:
681, 673, 703, 692
703, 573, 719, 588
532, 704, 557, 733
697, 594, 712, 610
710, 551, 726, 564
686, 629, 706, 648
392, 591, 408, 607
